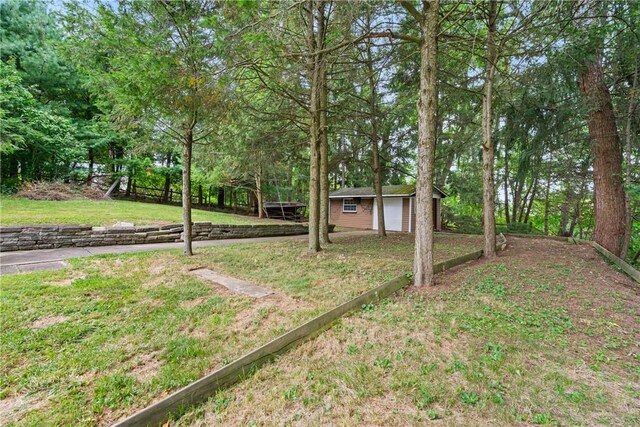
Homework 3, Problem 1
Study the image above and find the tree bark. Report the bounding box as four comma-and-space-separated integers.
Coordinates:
87, 147, 94, 186
365, 30, 386, 237
182, 129, 193, 256
217, 187, 225, 209
523, 177, 538, 224
319, 50, 331, 244
413, 0, 439, 287
621, 64, 637, 259
578, 53, 626, 256
481, 0, 498, 258
543, 176, 551, 235
568, 184, 585, 237
306, 0, 322, 253
503, 141, 510, 224
255, 166, 264, 219
162, 152, 171, 203
558, 185, 573, 236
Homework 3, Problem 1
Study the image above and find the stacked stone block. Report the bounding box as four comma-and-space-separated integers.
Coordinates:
0, 222, 319, 252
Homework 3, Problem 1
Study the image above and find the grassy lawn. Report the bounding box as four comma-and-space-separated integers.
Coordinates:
180, 237, 640, 426
0, 233, 482, 426
0, 197, 273, 226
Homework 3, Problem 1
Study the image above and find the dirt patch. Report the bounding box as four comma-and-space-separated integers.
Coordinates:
31, 315, 71, 329
130, 352, 161, 382
181, 296, 208, 309
231, 293, 312, 334
0, 393, 49, 424
43, 271, 87, 287
16, 181, 105, 201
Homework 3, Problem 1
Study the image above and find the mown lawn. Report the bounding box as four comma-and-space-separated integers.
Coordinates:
0, 233, 482, 426
0, 197, 272, 226
181, 237, 640, 426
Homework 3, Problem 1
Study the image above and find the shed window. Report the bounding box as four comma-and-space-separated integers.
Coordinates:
343, 198, 357, 212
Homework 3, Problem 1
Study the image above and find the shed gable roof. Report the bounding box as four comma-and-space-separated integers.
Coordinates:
329, 184, 447, 198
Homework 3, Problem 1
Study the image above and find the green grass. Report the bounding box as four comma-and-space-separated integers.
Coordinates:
0, 233, 482, 425
183, 238, 639, 426
0, 197, 272, 226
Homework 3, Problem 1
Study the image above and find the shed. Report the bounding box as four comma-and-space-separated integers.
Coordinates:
328, 184, 446, 232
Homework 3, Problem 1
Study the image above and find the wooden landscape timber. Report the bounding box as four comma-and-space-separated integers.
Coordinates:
592, 242, 640, 283
112, 236, 508, 427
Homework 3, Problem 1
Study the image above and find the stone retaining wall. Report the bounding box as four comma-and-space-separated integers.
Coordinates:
0, 222, 317, 252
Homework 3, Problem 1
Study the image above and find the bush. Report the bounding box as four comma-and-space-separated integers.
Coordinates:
506, 222, 533, 233
15, 182, 106, 201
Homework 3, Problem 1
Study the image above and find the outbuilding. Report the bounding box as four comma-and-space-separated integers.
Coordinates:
329, 184, 446, 232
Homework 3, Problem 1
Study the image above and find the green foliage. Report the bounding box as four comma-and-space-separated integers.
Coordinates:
0, 61, 78, 182
506, 222, 533, 234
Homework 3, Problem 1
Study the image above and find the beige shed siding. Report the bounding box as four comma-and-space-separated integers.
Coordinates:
402, 198, 410, 232
408, 197, 441, 232
329, 198, 374, 229
410, 197, 416, 232
330, 196, 442, 232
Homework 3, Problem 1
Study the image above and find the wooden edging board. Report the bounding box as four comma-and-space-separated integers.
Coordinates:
112, 240, 505, 427
592, 242, 640, 283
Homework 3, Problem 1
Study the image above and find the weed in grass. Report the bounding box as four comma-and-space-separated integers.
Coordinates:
446, 360, 467, 374
361, 303, 375, 312
420, 362, 439, 375
414, 385, 438, 409
460, 391, 480, 405
484, 342, 505, 362
373, 357, 392, 370
532, 411, 556, 425
283, 386, 299, 400
490, 392, 505, 405
211, 391, 231, 413
425, 409, 440, 420
346, 344, 359, 355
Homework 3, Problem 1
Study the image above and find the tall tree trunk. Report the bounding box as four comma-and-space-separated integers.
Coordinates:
578, 53, 626, 256
233, 190, 238, 213
503, 141, 510, 224
543, 176, 551, 235
512, 174, 524, 223
621, 64, 637, 259
568, 185, 585, 237
414, 0, 439, 287
306, 0, 322, 253
558, 185, 574, 236
217, 187, 225, 209
182, 129, 194, 256
256, 166, 264, 219
517, 177, 534, 223
523, 177, 538, 224
437, 150, 455, 189
481, 0, 498, 257
366, 30, 386, 237
162, 152, 171, 203
87, 147, 94, 186
319, 53, 331, 244
125, 171, 132, 197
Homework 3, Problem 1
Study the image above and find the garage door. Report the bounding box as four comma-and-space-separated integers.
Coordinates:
372, 198, 403, 232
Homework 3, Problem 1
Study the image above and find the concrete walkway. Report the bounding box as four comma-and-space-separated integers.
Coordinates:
0, 231, 371, 275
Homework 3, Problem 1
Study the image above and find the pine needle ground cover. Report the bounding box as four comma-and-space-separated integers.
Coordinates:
0, 233, 482, 425
183, 238, 639, 427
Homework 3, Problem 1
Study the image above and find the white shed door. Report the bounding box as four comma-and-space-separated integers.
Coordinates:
373, 198, 403, 231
